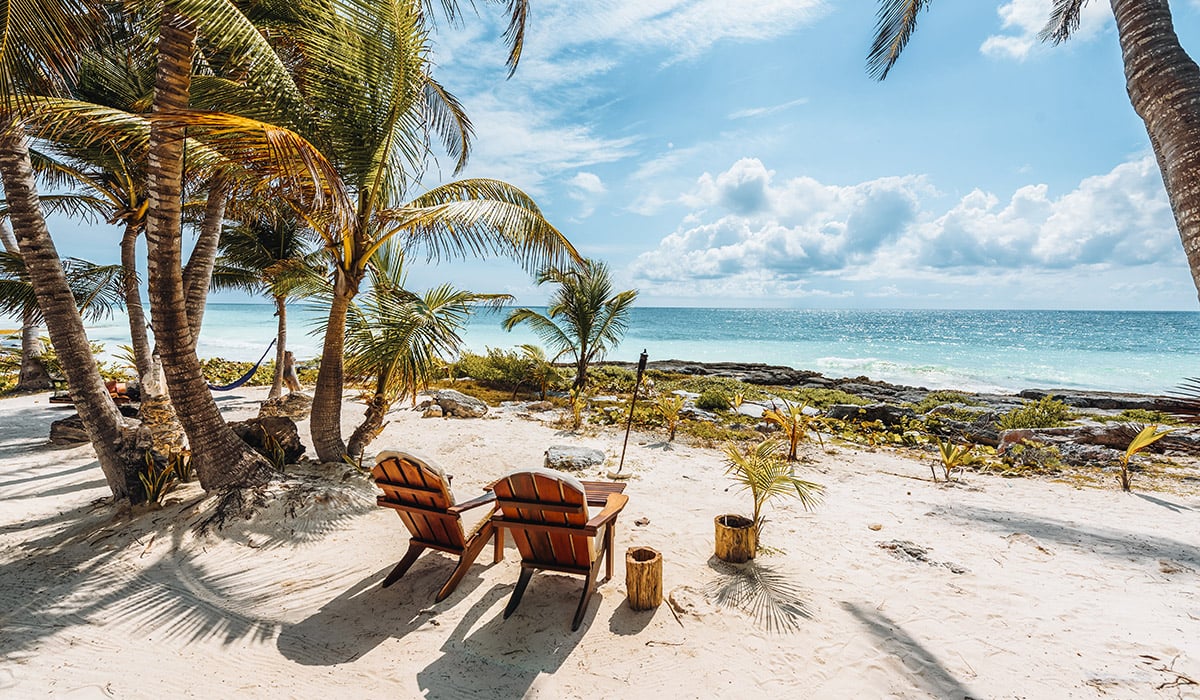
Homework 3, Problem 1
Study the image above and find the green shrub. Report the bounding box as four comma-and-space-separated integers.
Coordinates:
679, 420, 760, 447
1116, 408, 1176, 425
995, 441, 1062, 475
996, 395, 1073, 430
200, 357, 273, 386
451, 348, 534, 389
589, 365, 638, 393
696, 387, 732, 411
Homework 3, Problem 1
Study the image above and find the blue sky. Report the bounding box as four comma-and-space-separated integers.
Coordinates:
44, 0, 1200, 310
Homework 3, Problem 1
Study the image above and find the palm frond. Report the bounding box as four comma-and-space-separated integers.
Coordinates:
867, 0, 932, 80
1040, 0, 1090, 44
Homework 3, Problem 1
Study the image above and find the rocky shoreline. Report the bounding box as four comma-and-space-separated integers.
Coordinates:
606, 358, 1192, 413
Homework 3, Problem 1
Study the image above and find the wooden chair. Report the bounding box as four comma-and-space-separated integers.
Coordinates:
372, 451, 501, 602
491, 468, 629, 630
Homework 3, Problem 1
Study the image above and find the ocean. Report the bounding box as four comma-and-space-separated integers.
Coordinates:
61, 305, 1200, 395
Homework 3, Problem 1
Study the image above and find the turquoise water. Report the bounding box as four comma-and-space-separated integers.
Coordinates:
72, 305, 1200, 395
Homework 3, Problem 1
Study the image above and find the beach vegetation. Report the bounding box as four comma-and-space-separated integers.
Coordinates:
451, 347, 566, 399
996, 395, 1073, 430
588, 364, 639, 393
1118, 424, 1173, 492
140, 452, 179, 507
695, 387, 732, 412
723, 438, 824, 533
1116, 409, 1177, 425
503, 259, 637, 391
655, 394, 685, 441
933, 437, 975, 482
777, 387, 869, 409
994, 441, 1063, 476
340, 244, 509, 457
517, 344, 566, 400
762, 402, 821, 461
680, 420, 761, 448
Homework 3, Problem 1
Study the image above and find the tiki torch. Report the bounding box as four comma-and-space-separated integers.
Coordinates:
616, 350, 649, 475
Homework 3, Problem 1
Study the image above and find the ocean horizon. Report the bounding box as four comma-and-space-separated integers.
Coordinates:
50, 304, 1200, 396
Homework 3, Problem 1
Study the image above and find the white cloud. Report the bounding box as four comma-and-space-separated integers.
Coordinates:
728, 98, 809, 120
630, 156, 1180, 301
566, 172, 607, 218
981, 0, 1110, 61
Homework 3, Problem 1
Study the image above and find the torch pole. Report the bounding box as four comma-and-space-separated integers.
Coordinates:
616, 350, 649, 475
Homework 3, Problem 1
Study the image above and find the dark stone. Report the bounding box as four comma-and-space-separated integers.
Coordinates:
1018, 388, 1190, 412
229, 416, 305, 464
826, 403, 916, 426
525, 401, 555, 413
49, 413, 90, 444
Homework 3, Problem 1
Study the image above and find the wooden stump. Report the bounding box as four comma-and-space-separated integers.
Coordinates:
714, 514, 756, 563
625, 546, 663, 610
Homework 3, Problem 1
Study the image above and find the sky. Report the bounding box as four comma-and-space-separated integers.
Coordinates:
42, 0, 1200, 310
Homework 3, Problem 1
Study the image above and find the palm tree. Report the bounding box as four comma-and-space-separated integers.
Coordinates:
211, 202, 321, 399
245, 0, 578, 462
869, 0, 1200, 299
503, 259, 638, 391
0, 220, 51, 389
342, 243, 510, 457
0, 0, 149, 501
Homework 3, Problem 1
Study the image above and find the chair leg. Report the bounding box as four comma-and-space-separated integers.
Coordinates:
493, 526, 505, 564
504, 567, 535, 619
436, 524, 494, 602
572, 561, 602, 631
381, 542, 425, 588
603, 522, 616, 582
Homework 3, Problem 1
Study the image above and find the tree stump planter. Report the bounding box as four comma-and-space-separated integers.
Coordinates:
714, 514, 756, 563
625, 546, 662, 610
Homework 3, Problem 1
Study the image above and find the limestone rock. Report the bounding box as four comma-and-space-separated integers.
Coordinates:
680, 407, 718, 423
826, 403, 916, 426
229, 416, 305, 464
258, 392, 313, 421
525, 400, 554, 413
435, 389, 488, 418
423, 404, 444, 418
544, 445, 605, 472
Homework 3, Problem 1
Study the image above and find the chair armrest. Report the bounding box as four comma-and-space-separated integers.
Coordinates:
585, 493, 628, 529
447, 491, 497, 515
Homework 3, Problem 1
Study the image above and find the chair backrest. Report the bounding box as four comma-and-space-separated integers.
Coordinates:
373, 451, 465, 550
493, 468, 593, 569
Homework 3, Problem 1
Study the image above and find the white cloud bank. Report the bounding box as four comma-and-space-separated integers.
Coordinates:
981, 0, 1110, 60
630, 156, 1182, 304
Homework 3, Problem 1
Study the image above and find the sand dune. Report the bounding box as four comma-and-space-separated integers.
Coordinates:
1, 388, 1199, 699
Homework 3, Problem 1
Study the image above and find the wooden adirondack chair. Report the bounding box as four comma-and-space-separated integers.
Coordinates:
372, 451, 501, 602
491, 468, 629, 630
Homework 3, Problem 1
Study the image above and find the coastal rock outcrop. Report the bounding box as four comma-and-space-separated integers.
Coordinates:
1018, 389, 1191, 413
435, 389, 488, 418
826, 403, 916, 427
49, 414, 90, 444
545, 445, 605, 472
230, 416, 305, 464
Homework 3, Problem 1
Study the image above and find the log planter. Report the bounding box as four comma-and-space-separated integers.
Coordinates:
714, 514, 756, 563
625, 546, 662, 611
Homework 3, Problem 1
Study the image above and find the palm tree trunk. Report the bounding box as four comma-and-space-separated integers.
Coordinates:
183, 181, 228, 337
269, 294, 286, 400
0, 117, 141, 501
311, 272, 354, 462
2, 219, 52, 390
120, 222, 153, 381
146, 13, 271, 491
1111, 0, 1200, 298
347, 387, 388, 459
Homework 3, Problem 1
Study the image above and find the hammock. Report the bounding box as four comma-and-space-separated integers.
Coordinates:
208, 339, 277, 391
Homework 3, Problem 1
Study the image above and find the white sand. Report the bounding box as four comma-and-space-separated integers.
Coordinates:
2, 387, 1199, 699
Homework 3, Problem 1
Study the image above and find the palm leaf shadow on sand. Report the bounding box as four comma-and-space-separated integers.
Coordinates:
704, 557, 811, 633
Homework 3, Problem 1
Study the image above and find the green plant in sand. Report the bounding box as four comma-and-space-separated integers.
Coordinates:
997, 395, 1073, 430
723, 438, 824, 532
762, 402, 821, 461
933, 437, 974, 483
140, 452, 179, 507
1118, 424, 1172, 492
655, 394, 685, 442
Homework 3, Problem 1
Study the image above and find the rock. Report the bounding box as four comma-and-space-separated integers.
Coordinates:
229, 416, 305, 464
754, 421, 780, 434
49, 413, 90, 444
826, 403, 917, 426
526, 401, 554, 412
435, 389, 488, 418
1018, 388, 1190, 412
868, 523, 883, 531
735, 403, 766, 418
544, 445, 605, 472
680, 407, 718, 423
423, 404, 444, 418
257, 392, 313, 421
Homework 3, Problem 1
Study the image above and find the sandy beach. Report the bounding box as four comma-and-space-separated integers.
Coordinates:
2, 387, 1200, 699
